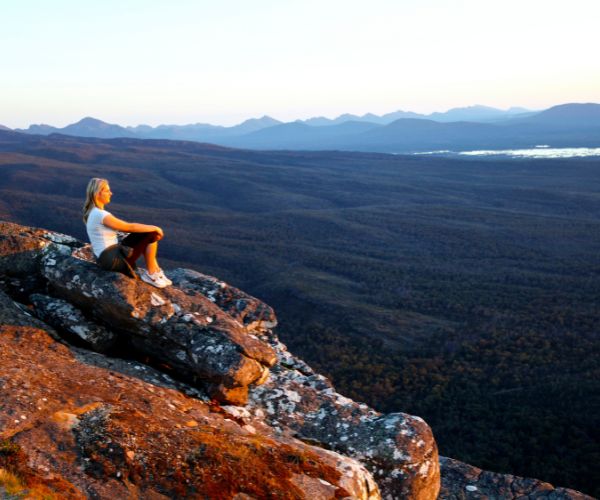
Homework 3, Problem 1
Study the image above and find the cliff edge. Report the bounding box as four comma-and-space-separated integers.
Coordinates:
0, 222, 591, 499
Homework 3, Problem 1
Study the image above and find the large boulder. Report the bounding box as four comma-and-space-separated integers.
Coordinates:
0, 222, 277, 405
169, 268, 278, 333
39, 243, 276, 405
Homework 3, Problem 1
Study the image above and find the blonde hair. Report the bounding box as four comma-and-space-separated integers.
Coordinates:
83, 177, 109, 223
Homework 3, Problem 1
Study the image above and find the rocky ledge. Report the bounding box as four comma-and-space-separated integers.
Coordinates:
0, 221, 592, 499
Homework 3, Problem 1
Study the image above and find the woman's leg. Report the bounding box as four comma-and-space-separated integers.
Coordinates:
121, 231, 162, 271
144, 241, 160, 274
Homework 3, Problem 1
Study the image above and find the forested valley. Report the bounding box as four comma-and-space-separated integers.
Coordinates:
1, 131, 598, 496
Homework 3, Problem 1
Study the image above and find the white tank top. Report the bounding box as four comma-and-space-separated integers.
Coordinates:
86, 207, 119, 257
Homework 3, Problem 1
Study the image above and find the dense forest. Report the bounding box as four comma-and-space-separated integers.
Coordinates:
0, 130, 598, 496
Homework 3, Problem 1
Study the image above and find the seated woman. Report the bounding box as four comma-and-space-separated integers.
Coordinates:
83, 177, 171, 288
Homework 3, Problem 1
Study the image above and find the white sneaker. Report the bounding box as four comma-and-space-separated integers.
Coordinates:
140, 269, 170, 288
157, 268, 172, 286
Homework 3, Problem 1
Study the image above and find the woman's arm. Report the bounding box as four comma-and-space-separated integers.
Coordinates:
103, 214, 163, 237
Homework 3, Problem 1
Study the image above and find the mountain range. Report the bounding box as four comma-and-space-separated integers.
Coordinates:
8, 103, 600, 153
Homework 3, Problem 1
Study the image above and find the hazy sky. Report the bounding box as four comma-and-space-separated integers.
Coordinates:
2, 0, 599, 128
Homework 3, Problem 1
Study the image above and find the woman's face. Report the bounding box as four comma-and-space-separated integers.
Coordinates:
96, 182, 112, 205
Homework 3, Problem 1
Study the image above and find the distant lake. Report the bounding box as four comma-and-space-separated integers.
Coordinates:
413, 146, 600, 159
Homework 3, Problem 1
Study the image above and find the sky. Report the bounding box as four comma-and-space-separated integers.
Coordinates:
2, 0, 599, 128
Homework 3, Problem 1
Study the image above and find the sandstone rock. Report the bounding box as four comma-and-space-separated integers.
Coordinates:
245, 335, 440, 500
0, 222, 277, 404
30, 293, 118, 352
0, 221, 49, 276
0, 222, 81, 277
169, 268, 278, 332
439, 457, 593, 499
0, 319, 380, 499
39, 242, 276, 404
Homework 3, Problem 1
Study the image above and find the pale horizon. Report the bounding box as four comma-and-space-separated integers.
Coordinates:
2, 0, 599, 129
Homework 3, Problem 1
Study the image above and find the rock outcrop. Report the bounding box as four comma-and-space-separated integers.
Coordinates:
245, 336, 440, 499
0, 291, 378, 499
0, 221, 277, 405
439, 457, 593, 499
0, 221, 592, 499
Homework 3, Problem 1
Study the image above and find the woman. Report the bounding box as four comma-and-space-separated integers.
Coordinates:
83, 177, 171, 288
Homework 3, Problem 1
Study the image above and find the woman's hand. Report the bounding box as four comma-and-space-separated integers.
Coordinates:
153, 226, 164, 240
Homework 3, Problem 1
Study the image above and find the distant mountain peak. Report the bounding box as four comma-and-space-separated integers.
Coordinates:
232, 115, 282, 134
336, 113, 360, 120
70, 116, 115, 127
239, 115, 280, 125
259, 114, 278, 121
58, 116, 134, 138
78, 116, 103, 122
17, 123, 59, 135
